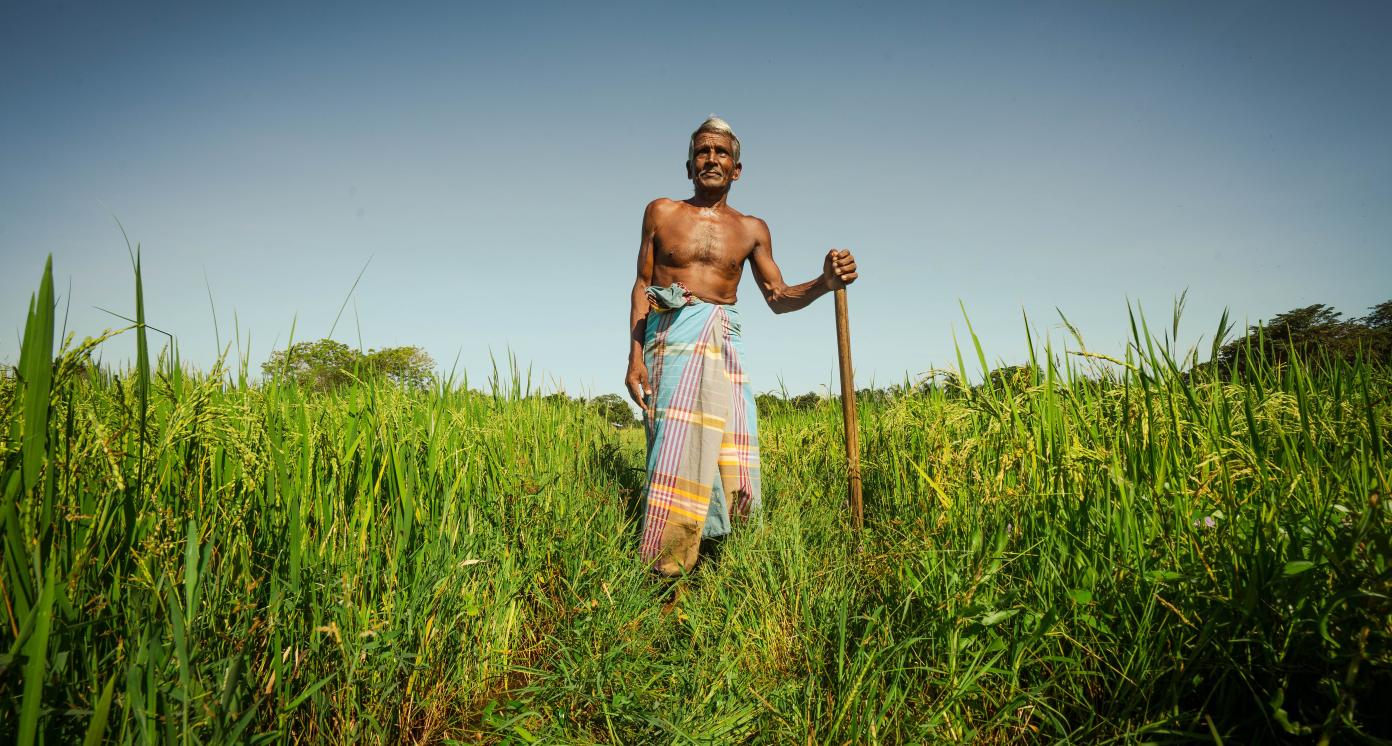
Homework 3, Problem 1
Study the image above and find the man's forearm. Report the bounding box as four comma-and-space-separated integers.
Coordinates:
628, 287, 648, 362
767, 276, 832, 314
629, 319, 645, 362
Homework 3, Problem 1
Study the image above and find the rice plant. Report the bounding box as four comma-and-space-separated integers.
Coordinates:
1, 256, 1387, 743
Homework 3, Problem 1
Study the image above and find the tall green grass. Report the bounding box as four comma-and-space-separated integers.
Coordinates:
1, 256, 1388, 743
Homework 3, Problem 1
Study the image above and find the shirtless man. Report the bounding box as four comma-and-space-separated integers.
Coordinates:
626, 116, 858, 575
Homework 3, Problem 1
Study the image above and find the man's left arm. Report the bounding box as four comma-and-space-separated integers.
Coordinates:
748, 218, 858, 314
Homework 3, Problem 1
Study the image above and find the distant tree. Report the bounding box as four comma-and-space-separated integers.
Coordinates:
365, 346, 435, 389
1355, 300, 1392, 362
855, 386, 896, 405
262, 338, 435, 392
263, 339, 359, 391
755, 392, 786, 413
979, 364, 1035, 394
915, 371, 966, 398
1219, 304, 1355, 374
788, 392, 821, 411
590, 393, 638, 427
1357, 300, 1392, 331
1213, 300, 1392, 375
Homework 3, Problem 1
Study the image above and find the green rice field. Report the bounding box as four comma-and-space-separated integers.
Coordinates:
2, 257, 1389, 743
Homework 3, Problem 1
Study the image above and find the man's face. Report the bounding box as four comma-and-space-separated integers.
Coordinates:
688, 131, 741, 189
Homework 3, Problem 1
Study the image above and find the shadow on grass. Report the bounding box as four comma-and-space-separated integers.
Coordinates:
592, 435, 647, 547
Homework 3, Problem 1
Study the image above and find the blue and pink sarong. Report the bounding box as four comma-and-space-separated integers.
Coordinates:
639, 283, 762, 575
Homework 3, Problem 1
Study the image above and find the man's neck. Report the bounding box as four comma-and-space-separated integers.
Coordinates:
688, 186, 731, 209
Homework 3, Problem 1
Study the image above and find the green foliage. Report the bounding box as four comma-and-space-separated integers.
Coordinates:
1217, 300, 1392, 374
754, 392, 785, 414
261, 337, 435, 392
262, 338, 359, 389
588, 393, 638, 427
1357, 300, 1392, 361
1359, 299, 1392, 330
364, 345, 435, 389
3, 259, 1390, 743
788, 392, 822, 411
979, 363, 1034, 394
762, 373, 967, 410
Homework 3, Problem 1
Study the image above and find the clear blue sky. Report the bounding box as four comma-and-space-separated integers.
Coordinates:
3, 1, 1390, 397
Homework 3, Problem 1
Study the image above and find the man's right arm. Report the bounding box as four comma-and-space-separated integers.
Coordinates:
625, 200, 661, 414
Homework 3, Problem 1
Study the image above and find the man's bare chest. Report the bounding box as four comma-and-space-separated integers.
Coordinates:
654, 219, 753, 271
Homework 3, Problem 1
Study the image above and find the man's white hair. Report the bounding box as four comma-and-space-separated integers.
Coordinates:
688, 115, 741, 163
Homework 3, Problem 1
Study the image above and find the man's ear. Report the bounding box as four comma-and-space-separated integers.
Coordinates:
685, 160, 694, 179
730, 162, 742, 181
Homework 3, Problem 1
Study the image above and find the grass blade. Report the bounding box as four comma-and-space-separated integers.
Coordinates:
19, 256, 55, 494
81, 674, 117, 746
19, 562, 56, 746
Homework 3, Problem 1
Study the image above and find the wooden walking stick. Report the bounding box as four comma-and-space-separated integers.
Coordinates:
834, 288, 864, 531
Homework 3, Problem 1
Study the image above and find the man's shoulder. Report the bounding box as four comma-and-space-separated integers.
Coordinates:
641, 198, 682, 230
736, 210, 766, 226
737, 211, 770, 235
644, 197, 683, 215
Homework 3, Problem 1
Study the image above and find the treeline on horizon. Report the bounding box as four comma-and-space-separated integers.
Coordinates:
763, 298, 1392, 412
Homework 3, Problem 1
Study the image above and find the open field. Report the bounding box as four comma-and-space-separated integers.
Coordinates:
3, 260, 1390, 743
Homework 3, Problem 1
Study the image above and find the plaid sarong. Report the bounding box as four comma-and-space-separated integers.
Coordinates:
639, 283, 762, 575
